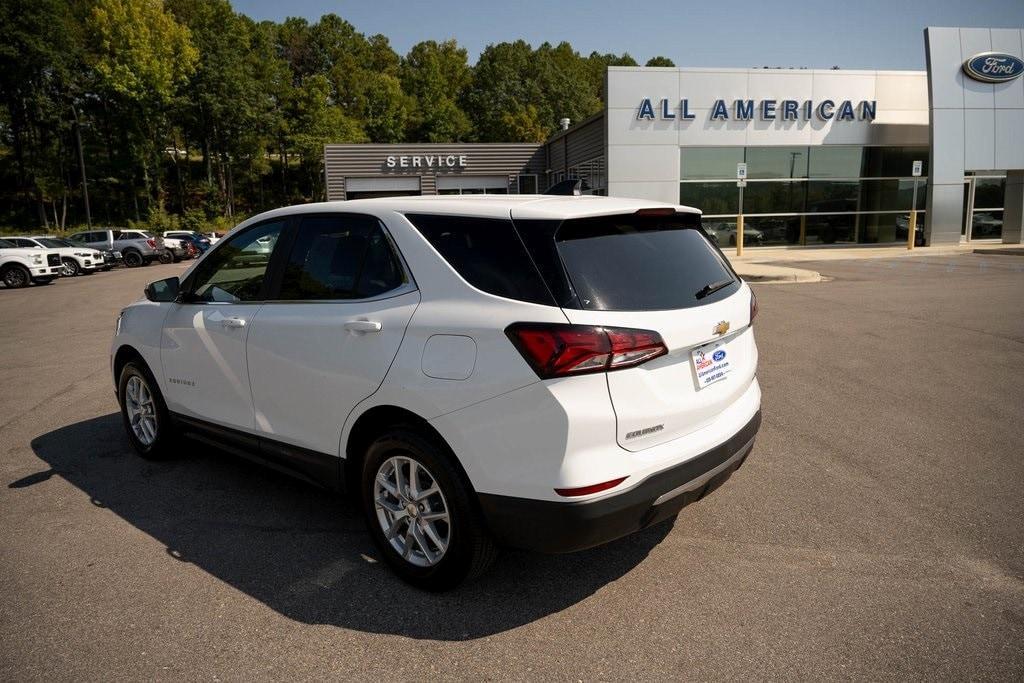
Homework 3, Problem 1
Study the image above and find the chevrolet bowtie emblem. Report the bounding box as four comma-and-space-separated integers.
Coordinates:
713, 320, 730, 336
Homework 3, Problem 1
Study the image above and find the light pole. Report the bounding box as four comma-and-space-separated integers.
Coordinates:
71, 104, 92, 229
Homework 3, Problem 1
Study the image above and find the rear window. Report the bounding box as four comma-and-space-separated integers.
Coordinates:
517, 212, 739, 311
404, 213, 554, 306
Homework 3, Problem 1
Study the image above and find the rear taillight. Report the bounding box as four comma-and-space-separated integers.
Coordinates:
146, 239, 157, 249
505, 323, 667, 379
750, 290, 758, 325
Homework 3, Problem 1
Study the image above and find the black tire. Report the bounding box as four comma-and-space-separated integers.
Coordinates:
61, 257, 80, 277
360, 427, 497, 591
1, 265, 31, 288
123, 249, 143, 268
158, 250, 174, 265
117, 360, 176, 459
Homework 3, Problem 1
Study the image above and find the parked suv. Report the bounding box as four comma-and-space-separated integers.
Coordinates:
0, 238, 62, 287
163, 230, 212, 253
111, 196, 761, 590
68, 229, 163, 267
5, 236, 105, 276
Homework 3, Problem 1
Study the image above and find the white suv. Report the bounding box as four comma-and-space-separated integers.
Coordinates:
111, 195, 761, 590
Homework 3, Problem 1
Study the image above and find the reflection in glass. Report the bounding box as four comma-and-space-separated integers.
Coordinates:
971, 211, 1003, 239
862, 146, 929, 177
743, 181, 805, 214
973, 178, 1005, 209
742, 217, 801, 246
804, 214, 856, 244
806, 181, 859, 213
680, 182, 738, 214
745, 147, 808, 179
859, 179, 923, 212
808, 146, 863, 178
680, 148, 744, 180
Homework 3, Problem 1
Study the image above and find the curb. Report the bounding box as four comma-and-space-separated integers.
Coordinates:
732, 264, 822, 284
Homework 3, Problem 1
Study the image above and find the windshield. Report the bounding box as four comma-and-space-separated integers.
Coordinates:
544, 213, 739, 311
0, 239, 14, 248
38, 238, 68, 249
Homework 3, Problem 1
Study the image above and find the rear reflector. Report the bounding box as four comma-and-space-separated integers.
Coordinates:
750, 290, 758, 325
506, 323, 667, 379
555, 477, 628, 497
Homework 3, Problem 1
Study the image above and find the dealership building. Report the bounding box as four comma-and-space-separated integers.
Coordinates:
325, 27, 1024, 247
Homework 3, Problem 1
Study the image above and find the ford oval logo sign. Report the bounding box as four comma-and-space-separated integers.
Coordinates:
962, 52, 1024, 83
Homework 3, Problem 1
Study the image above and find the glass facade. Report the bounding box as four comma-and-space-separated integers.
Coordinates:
967, 174, 1006, 240
680, 145, 929, 245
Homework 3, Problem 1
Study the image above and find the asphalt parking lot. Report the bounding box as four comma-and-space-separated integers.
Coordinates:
1, 254, 1023, 680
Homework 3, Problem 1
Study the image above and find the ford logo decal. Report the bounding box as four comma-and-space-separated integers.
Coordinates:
962, 52, 1024, 83
712, 349, 726, 362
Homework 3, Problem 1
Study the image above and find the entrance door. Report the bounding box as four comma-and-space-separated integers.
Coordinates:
246, 213, 419, 457
962, 178, 974, 241
160, 219, 286, 430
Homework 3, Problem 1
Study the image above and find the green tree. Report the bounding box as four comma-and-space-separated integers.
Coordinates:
288, 74, 366, 198
0, 0, 84, 227
85, 0, 197, 219
464, 40, 539, 142
362, 74, 413, 143
646, 56, 675, 67
585, 51, 638, 101
533, 42, 602, 132
401, 40, 473, 141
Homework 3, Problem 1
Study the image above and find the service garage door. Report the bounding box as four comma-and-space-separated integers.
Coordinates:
345, 176, 421, 200
436, 175, 509, 195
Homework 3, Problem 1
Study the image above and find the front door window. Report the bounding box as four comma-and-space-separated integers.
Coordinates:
188, 221, 284, 302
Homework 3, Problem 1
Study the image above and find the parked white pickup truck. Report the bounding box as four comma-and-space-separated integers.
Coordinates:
0, 238, 62, 288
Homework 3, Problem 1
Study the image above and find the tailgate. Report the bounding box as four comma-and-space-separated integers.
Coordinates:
509, 207, 758, 452
562, 290, 756, 451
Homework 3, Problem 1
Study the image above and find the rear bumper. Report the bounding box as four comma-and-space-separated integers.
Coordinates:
478, 410, 761, 553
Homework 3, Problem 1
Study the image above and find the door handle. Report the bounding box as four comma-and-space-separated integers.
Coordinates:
344, 320, 382, 333
221, 317, 247, 329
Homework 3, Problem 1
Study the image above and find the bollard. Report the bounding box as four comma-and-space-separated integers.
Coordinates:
736, 215, 744, 256
907, 210, 917, 250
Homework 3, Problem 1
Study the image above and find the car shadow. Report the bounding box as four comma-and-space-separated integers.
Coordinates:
27, 414, 673, 640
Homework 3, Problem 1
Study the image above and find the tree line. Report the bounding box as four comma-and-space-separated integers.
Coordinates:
0, 0, 674, 232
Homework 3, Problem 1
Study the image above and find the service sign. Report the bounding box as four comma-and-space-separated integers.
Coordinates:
962, 52, 1024, 83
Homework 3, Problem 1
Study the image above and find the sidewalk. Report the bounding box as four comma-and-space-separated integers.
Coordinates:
727, 241, 1016, 283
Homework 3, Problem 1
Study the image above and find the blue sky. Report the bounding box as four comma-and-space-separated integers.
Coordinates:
232, 0, 1024, 69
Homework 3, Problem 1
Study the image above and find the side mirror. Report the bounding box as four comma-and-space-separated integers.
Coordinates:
145, 276, 180, 303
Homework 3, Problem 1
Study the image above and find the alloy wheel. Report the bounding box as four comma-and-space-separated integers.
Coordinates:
124, 375, 158, 445
62, 258, 79, 276
3, 267, 28, 288
374, 455, 451, 567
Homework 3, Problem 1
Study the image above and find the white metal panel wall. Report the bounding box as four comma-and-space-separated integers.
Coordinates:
925, 26, 1024, 245
605, 66, 930, 204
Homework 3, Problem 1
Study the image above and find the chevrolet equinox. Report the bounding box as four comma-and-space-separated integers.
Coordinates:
112, 195, 761, 590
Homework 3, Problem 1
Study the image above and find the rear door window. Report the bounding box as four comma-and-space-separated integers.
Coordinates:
516, 212, 739, 311
277, 214, 406, 300
404, 213, 554, 306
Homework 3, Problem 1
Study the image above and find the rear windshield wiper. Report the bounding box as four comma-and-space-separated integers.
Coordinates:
694, 277, 734, 300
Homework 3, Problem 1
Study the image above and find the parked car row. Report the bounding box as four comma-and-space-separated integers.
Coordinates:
0, 228, 215, 289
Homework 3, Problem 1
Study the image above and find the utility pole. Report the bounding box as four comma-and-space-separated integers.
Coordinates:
71, 104, 92, 228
